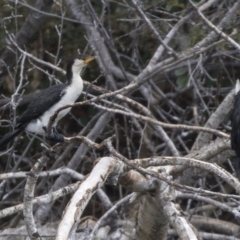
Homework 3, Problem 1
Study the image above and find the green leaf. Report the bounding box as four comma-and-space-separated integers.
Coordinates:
174, 68, 187, 77
176, 75, 188, 88
175, 68, 188, 88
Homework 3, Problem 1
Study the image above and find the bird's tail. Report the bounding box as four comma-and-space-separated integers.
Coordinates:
0, 126, 25, 148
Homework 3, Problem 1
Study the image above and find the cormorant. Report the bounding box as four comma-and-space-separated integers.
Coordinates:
0, 54, 96, 148
231, 80, 240, 168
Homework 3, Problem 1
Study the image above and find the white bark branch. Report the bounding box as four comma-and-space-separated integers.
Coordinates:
55, 157, 116, 240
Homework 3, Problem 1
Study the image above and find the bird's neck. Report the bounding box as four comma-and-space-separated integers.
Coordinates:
68, 71, 80, 84
68, 72, 83, 89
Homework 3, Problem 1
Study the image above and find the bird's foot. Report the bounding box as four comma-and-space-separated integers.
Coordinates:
43, 127, 64, 142
47, 134, 64, 143
50, 127, 64, 142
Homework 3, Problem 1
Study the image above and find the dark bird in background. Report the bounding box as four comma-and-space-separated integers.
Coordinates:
231, 80, 240, 169
0, 54, 96, 148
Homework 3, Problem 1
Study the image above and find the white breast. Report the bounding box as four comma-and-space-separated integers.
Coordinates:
26, 74, 83, 135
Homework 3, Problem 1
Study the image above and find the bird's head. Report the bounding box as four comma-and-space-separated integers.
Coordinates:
66, 54, 96, 81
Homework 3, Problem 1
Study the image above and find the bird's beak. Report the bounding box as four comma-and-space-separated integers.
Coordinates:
84, 56, 97, 65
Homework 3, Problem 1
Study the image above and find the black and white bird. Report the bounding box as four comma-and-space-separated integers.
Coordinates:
231, 80, 240, 168
0, 54, 96, 148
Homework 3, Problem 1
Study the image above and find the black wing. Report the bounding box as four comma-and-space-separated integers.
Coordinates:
231, 91, 240, 157
17, 84, 67, 126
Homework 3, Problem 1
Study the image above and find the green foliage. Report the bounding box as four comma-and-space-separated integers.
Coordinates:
165, 0, 186, 12
189, 26, 206, 46
175, 68, 188, 88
